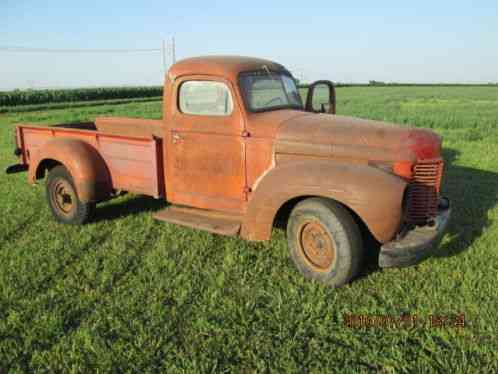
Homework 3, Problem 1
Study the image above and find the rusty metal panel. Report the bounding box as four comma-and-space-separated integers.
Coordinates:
20, 127, 52, 163
278, 114, 417, 152
167, 131, 246, 213
18, 125, 162, 198
168, 56, 289, 83
95, 117, 165, 138
98, 136, 161, 197
245, 110, 307, 139
241, 160, 407, 244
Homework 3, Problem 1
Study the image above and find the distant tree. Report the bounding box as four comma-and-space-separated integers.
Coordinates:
369, 80, 386, 86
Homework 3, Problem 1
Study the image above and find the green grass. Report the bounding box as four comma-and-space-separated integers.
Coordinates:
1, 86, 498, 372
0, 97, 162, 114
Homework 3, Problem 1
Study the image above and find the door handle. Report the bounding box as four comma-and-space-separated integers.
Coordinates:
172, 133, 182, 144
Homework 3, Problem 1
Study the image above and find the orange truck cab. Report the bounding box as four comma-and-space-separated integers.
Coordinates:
7, 56, 451, 287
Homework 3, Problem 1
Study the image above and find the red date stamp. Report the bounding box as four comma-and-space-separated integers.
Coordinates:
343, 313, 465, 329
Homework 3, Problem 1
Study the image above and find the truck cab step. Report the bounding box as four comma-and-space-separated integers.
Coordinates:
153, 206, 242, 236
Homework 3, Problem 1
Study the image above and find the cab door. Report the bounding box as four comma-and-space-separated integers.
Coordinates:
165, 75, 247, 213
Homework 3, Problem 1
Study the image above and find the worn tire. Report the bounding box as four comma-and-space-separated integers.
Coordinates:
46, 165, 95, 224
287, 197, 363, 287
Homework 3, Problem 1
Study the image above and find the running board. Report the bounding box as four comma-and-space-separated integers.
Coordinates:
153, 206, 242, 236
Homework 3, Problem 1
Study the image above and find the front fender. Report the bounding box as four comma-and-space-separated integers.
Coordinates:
29, 138, 112, 202
240, 160, 407, 243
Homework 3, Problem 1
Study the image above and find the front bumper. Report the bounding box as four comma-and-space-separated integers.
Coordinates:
379, 198, 451, 268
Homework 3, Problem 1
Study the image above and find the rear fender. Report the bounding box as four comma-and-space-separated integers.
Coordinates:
240, 160, 407, 244
29, 138, 112, 202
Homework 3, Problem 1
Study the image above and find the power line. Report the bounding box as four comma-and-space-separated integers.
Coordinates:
0, 45, 161, 53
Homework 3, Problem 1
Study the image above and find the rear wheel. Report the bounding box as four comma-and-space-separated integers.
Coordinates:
287, 197, 363, 287
46, 165, 95, 224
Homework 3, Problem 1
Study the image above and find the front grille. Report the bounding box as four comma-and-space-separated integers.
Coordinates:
406, 158, 444, 225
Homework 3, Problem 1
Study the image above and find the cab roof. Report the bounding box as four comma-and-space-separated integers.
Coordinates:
168, 56, 290, 81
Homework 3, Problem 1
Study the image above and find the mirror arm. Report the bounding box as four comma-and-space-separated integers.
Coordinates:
330, 84, 336, 114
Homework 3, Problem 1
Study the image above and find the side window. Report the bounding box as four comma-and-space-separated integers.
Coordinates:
179, 81, 234, 116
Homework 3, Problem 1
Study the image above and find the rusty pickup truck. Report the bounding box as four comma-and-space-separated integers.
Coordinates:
6, 56, 451, 287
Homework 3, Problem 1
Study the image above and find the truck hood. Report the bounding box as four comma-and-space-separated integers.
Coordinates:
275, 114, 442, 163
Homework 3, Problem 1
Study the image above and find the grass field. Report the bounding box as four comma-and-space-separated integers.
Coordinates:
0, 97, 162, 114
1, 86, 497, 372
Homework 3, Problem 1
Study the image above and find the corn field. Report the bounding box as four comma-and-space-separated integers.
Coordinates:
0, 86, 163, 106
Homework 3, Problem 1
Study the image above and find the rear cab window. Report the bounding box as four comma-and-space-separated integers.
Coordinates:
179, 81, 234, 116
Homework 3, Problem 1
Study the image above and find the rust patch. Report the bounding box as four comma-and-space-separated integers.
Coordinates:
241, 160, 407, 244
154, 205, 242, 236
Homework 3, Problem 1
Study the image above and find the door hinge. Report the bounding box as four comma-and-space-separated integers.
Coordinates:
241, 130, 251, 138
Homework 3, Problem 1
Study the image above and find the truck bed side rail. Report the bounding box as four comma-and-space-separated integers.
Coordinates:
16, 125, 164, 198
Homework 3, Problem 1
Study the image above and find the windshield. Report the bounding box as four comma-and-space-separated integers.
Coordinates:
239, 71, 303, 112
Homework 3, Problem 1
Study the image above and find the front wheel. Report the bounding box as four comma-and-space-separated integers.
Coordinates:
46, 165, 95, 224
287, 198, 363, 287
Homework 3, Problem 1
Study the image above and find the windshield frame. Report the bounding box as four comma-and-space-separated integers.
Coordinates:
238, 70, 303, 113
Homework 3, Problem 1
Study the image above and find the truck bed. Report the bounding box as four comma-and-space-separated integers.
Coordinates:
16, 122, 165, 198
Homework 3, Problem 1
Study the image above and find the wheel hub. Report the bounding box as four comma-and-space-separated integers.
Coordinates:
52, 179, 75, 215
299, 221, 335, 270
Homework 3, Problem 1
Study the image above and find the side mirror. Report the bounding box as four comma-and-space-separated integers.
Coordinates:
305, 80, 336, 114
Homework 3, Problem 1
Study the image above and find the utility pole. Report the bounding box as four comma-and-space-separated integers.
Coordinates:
161, 39, 167, 73
171, 36, 176, 64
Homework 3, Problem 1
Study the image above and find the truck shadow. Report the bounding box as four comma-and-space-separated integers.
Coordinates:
93, 195, 167, 223
434, 148, 498, 258
1, 211, 39, 245
362, 147, 498, 276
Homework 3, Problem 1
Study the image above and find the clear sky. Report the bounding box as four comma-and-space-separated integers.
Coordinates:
2, 0, 497, 90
